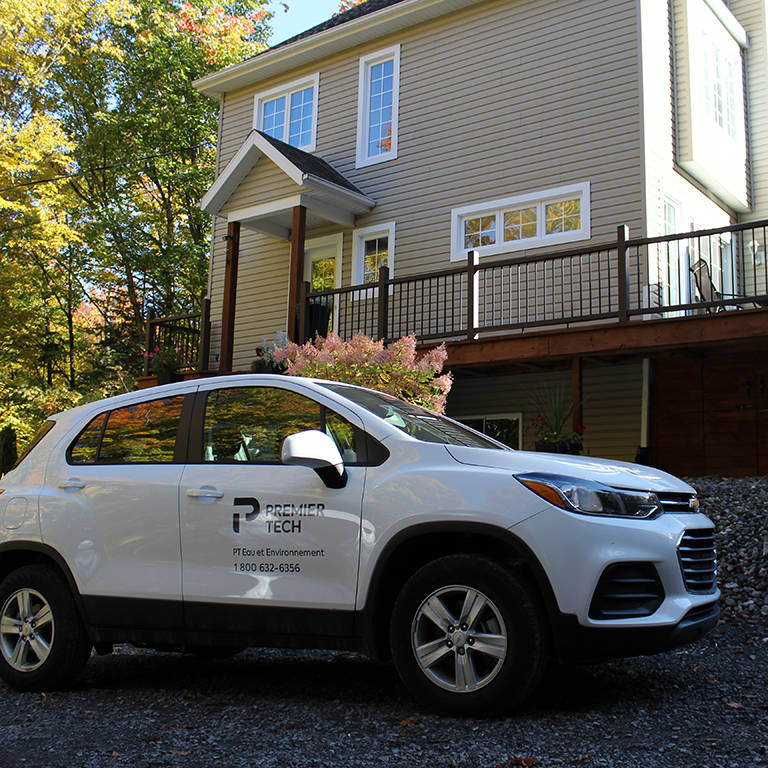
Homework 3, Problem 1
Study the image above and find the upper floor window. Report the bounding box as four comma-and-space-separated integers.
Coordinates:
450, 183, 591, 261
356, 45, 400, 168
352, 223, 395, 284
701, 28, 740, 140
254, 74, 319, 152
676, 0, 748, 211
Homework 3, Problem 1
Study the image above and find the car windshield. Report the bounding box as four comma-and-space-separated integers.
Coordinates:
320, 383, 507, 450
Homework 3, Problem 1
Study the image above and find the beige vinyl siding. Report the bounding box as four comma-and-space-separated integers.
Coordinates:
221, 162, 303, 213
581, 363, 643, 461
446, 362, 642, 461
205, 0, 649, 366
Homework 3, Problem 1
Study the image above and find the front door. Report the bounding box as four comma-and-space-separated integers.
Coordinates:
304, 234, 342, 336
179, 380, 365, 637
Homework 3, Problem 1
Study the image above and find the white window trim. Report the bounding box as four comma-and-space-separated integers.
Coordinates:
353, 222, 396, 285
450, 182, 591, 262
253, 72, 320, 152
457, 412, 523, 450
355, 45, 400, 169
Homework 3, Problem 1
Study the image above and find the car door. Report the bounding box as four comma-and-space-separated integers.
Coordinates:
40, 391, 194, 629
178, 380, 366, 638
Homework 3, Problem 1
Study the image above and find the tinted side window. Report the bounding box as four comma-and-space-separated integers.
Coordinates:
69, 414, 107, 464
204, 387, 323, 463
97, 397, 184, 463
201, 387, 372, 465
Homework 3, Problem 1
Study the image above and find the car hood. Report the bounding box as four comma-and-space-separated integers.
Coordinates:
445, 446, 693, 493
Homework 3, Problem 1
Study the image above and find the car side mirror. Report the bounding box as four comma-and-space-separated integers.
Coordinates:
281, 430, 347, 489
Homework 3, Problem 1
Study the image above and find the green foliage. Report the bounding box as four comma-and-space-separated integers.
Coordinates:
274, 333, 453, 413
531, 387, 585, 446
0, 426, 17, 475
0, 0, 273, 438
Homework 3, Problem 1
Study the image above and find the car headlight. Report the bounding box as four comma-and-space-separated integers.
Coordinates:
516, 473, 661, 519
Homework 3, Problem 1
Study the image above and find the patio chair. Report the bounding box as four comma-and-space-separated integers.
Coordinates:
689, 259, 757, 311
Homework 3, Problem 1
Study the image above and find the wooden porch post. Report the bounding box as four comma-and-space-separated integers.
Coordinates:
287, 205, 307, 341
219, 221, 241, 373
572, 357, 583, 433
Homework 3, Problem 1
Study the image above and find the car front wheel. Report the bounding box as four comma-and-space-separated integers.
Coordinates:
390, 554, 548, 714
0, 565, 92, 691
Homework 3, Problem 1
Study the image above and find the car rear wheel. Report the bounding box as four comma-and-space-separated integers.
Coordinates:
0, 565, 92, 691
390, 554, 548, 715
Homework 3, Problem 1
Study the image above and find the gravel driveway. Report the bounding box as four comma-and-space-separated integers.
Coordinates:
0, 478, 766, 768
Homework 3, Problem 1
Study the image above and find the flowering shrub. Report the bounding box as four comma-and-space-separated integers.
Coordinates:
274, 333, 453, 413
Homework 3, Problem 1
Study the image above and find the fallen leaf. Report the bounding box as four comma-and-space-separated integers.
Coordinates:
727, 701, 744, 709
510, 758, 538, 767
110, 753, 120, 759
396, 716, 416, 726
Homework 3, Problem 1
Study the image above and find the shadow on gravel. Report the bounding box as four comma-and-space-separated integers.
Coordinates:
80, 650, 410, 707
75, 646, 677, 715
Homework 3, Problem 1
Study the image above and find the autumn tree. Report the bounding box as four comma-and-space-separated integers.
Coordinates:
337, 0, 367, 12
0, 0, 274, 441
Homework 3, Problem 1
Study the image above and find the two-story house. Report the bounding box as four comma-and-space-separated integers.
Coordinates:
171, 0, 768, 475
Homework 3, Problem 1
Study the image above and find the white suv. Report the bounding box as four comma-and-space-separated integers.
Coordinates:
0, 375, 719, 713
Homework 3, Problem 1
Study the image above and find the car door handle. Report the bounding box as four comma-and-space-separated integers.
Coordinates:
58, 478, 85, 490
186, 487, 225, 499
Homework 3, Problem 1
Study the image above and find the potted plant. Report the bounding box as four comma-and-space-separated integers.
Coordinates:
531, 387, 585, 454
146, 345, 186, 385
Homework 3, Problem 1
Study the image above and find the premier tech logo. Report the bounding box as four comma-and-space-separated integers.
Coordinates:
232, 497, 326, 534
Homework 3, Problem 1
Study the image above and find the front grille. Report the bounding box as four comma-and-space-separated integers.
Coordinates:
657, 492, 697, 513
589, 563, 664, 619
678, 529, 717, 593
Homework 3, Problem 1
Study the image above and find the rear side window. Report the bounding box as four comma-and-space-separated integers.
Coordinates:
69, 396, 185, 464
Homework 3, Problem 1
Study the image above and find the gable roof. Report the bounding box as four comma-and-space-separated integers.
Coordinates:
257, 132, 364, 195
194, 0, 486, 98
201, 130, 372, 216
200, 131, 375, 237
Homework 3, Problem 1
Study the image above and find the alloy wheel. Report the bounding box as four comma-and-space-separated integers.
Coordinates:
411, 585, 508, 693
0, 588, 55, 672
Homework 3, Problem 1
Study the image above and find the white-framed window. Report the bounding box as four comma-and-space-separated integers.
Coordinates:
457, 413, 522, 450
450, 183, 591, 261
677, 0, 748, 210
253, 73, 319, 152
356, 45, 400, 168
353, 222, 395, 285
700, 25, 741, 140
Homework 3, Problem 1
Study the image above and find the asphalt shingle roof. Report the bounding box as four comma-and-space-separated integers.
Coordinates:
270, 0, 409, 51
256, 131, 366, 196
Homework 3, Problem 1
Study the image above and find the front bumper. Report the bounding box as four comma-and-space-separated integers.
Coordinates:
552, 600, 720, 663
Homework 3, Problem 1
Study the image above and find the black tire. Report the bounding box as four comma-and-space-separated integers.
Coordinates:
0, 565, 92, 691
390, 554, 548, 715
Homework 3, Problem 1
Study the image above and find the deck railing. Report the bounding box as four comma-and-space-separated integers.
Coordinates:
301, 221, 768, 344
143, 298, 210, 375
